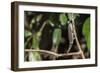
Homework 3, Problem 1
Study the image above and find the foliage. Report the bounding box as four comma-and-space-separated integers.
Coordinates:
82, 17, 90, 49
24, 12, 90, 61
24, 30, 32, 38
59, 13, 68, 26
24, 14, 43, 61
52, 28, 62, 48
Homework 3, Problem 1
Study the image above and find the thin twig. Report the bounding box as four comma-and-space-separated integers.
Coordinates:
59, 51, 81, 57
72, 19, 85, 59
39, 21, 48, 33
25, 49, 81, 57
25, 49, 58, 56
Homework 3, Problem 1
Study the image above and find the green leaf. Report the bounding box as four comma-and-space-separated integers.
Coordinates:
31, 33, 41, 61
32, 52, 41, 60
30, 18, 35, 30
59, 13, 68, 26
82, 17, 90, 49
29, 51, 41, 61
53, 28, 62, 46
32, 33, 39, 49
36, 14, 43, 22
29, 51, 36, 61
31, 18, 35, 24
37, 32, 42, 37
24, 30, 32, 38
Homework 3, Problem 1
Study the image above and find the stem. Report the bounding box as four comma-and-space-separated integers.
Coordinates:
39, 21, 48, 33
25, 49, 81, 57
72, 19, 85, 59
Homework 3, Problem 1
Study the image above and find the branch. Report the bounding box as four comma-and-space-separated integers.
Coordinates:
72, 19, 85, 59
25, 49, 58, 56
59, 51, 81, 57
39, 21, 48, 33
25, 49, 81, 57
